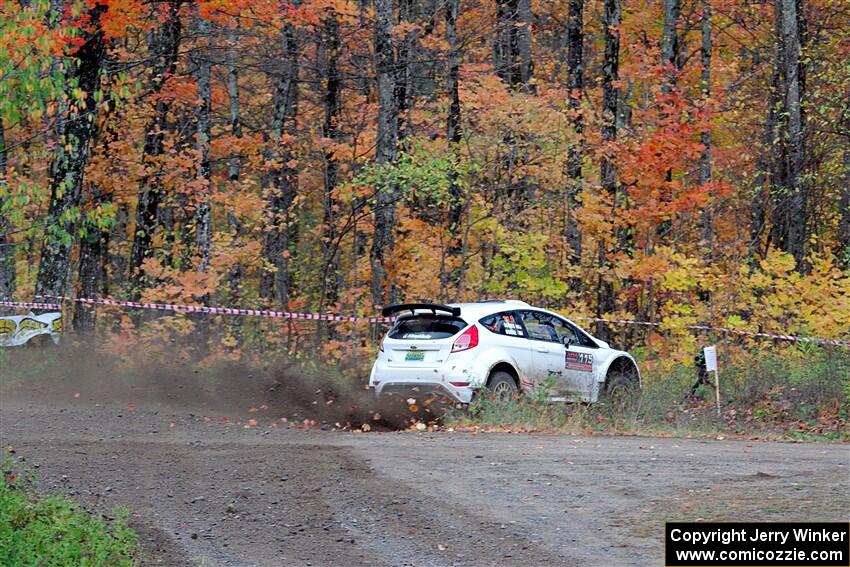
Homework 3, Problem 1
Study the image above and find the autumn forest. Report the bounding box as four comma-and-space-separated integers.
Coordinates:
0, 0, 848, 361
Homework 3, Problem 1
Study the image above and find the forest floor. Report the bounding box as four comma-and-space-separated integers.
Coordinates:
1, 366, 848, 567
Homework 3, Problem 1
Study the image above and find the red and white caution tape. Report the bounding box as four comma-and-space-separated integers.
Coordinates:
0, 300, 62, 310
11, 295, 849, 347
35, 294, 394, 323
573, 316, 850, 347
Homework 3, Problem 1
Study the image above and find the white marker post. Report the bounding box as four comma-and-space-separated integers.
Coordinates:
704, 345, 720, 417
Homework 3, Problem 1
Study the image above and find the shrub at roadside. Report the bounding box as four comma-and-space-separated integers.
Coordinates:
446, 349, 849, 439
0, 459, 139, 567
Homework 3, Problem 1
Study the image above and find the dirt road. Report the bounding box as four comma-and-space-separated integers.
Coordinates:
1, 368, 848, 567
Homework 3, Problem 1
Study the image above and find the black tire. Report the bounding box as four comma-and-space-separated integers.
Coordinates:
602, 369, 639, 412
25, 334, 53, 348
487, 371, 518, 402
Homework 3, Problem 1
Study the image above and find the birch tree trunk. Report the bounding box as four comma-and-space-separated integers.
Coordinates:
193, 17, 213, 274
370, 0, 399, 307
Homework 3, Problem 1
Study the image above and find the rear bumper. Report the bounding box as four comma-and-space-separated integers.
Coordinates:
372, 383, 470, 403
369, 357, 486, 403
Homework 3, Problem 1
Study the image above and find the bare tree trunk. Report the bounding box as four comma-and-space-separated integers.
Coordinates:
494, 0, 531, 90
317, 13, 342, 342
190, 15, 213, 350
699, 0, 713, 251
129, 2, 182, 288
838, 127, 850, 268
35, 5, 106, 301
0, 119, 15, 306
225, 20, 244, 341
565, 0, 583, 266
661, 0, 681, 91
442, 0, 465, 300
260, 23, 300, 309
517, 0, 532, 89
772, 0, 807, 267
596, 0, 620, 338
370, 0, 399, 307
751, 41, 783, 258
193, 18, 212, 274
75, 196, 109, 334
226, 22, 242, 185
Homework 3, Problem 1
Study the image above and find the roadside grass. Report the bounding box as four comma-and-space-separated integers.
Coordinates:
0, 455, 139, 566
445, 349, 850, 440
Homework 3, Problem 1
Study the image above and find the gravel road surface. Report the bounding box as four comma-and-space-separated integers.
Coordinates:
1, 374, 848, 566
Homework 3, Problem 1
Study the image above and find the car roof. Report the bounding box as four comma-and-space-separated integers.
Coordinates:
446, 300, 531, 319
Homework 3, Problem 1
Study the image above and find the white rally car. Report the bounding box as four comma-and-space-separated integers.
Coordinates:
369, 301, 640, 403
0, 312, 63, 347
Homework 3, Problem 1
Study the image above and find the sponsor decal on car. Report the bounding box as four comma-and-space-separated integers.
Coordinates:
566, 350, 593, 372
18, 318, 48, 332
0, 318, 15, 338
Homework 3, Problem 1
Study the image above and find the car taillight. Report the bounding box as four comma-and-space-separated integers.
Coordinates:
451, 325, 479, 353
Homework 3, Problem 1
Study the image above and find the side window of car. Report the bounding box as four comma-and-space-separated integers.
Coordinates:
519, 311, 579, 344
563, 320, 597, 348
479, 312, 525, 337
549, 317, 579, 345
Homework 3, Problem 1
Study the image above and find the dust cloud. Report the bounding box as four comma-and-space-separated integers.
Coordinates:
0, 343, 452, 431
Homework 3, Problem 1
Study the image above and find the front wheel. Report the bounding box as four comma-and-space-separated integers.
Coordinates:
602, 370, 639, 412
487, 371, 518, 402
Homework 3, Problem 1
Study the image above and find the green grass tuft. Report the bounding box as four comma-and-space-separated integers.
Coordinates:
0, 457, 139, 567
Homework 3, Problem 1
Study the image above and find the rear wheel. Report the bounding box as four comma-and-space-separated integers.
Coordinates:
487, 371, 518, 402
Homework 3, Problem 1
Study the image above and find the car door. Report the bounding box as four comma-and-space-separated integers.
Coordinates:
516, 310, 568, 391
518, 311, 596, 400
478, 311, 534, 385
558, 318, 600, 400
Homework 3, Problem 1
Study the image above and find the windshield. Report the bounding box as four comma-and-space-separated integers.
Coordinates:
388, 315, 468, 340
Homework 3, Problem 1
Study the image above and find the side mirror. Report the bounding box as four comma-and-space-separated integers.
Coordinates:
562, 336, 573, 348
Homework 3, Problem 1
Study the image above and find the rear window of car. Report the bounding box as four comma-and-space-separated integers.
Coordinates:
388, 315, 468, 340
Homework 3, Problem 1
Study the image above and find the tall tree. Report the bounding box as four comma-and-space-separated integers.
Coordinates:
442, 0, 465, 299
565, 0, 583, 266
838, 94, 850, 268
494, 0, 532, 90
770, 0, 807, 267
320, 13, 342, 309
0, 118, 14, 304
260, 23, 300, 308
35, 4, 107, 301
191, 14, 213, 347
661, 0, 681, 91
699, 0, 713, 250
128, 2, 182, 288
225, 19, 243, 300
370, 0, 400, 307
192, 16, 212, 275
596, 0, 620, 335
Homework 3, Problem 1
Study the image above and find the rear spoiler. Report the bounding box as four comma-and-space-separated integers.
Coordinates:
381, 303, 461, 317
